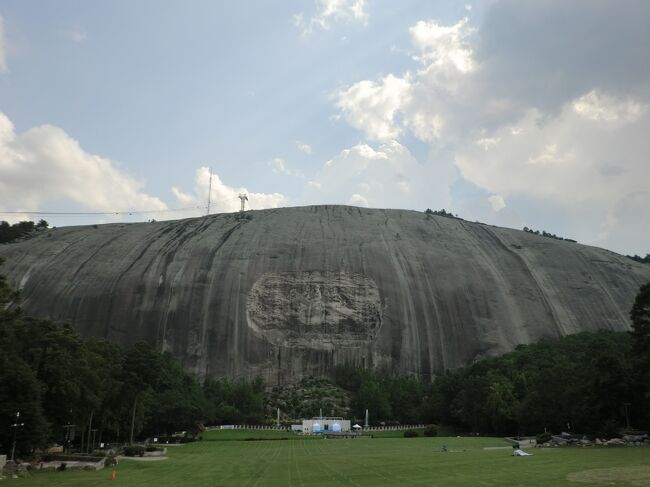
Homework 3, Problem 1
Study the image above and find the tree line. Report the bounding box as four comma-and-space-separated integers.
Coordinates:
334, 283, 649, 435
522, 226, 577, 243
0, 260, 265, 456
425, 330, 646, 436
627, 254, 650, 264
0, 220, 49, 244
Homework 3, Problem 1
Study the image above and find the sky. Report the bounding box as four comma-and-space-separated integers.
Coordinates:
0, 0, 648, 255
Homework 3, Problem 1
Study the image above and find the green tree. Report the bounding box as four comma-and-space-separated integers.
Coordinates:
630, 282, 650, 428
0, 259, 50, 455
630, 283, 650, 359
0, 355, 50, 455
352, 380, 392, 423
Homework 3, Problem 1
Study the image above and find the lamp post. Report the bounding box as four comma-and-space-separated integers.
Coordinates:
90, 429, 98, 453
623, 403, 632, 430
10, 411, 25, 462
62, 423, 76, 454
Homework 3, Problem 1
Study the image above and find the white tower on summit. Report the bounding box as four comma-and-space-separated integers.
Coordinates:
238, 193, 248, 212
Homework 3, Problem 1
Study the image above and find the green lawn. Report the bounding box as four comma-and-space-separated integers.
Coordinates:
14, 432, 650, 486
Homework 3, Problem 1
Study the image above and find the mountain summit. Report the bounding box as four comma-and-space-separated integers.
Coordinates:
1, 205, 648, 384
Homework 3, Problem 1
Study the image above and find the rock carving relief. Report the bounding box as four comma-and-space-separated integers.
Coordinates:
246, 271, 382, 346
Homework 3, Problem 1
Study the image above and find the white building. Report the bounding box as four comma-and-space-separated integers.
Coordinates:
302, 417, 350, 434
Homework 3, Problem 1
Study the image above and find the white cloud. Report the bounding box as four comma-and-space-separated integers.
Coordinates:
269, 157, 304, 178
455, 92, 650, 248
0, 114, 288, 222
0, 112, 167, 216
294, 0, 368, 35
0, 16, 7, 72
476, 136, 500, 151
270, 157, 291, 175
487, 194, 506, 212
336, 74, 411, 141
296, 141, 312, 155
409, 18, 475, 73
304, 140, 456, 211
408, 112, 444, 143
349, 193, 369, 207
306, 180, 321, 190
526, 143, 575, 166
572, 90, 645, 125
172, 166, 288, 214
335, 18, 478, 144
330, 5, 650, 254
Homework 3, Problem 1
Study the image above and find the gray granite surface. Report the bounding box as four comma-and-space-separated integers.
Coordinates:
1, 205, 648, 384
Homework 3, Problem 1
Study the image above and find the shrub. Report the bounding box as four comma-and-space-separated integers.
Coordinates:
403, 430, 419, 438
145, 446, 164, 452
123, 445, 145, 457
105, 454, 118, 466
601, 419, 620, 439
423, 425, 438, 437
536, 431, 552, 444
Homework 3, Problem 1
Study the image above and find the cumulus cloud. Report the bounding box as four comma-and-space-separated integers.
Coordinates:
409, 18, 474, 73
294, 0, 368, 35
0, 112, 167, 217
456, 96, 650, 207
330, 2, 650, 254
304, 140, 455, 211
455, 93, 650, 252
488, 194, 506, 212
172, 166, 288, 214
0, 16, 7, 72
335, 17, 479, 144
296, 141, 312, 155
335, 74, 411, 141
349, 193, 369, 207
572, 90, 645, 125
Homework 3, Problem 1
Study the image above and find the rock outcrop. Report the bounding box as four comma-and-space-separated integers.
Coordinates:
1, 205, 648, 384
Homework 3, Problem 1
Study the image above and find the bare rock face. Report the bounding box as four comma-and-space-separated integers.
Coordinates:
0, 205, 648, 384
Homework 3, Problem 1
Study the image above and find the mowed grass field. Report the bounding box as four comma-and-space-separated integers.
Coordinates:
16, 430, 650, 486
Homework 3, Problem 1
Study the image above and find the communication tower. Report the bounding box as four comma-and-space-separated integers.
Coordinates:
206, 167, 213, 216
238, 193, 248, 212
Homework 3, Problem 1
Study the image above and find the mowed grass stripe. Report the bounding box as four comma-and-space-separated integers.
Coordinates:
304, 439, 361, 487
298, 436, 355, 485
13, 435, 650, 486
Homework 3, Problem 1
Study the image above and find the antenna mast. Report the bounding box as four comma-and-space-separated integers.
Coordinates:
206, 167, 213, 216
238, 193, 248, 212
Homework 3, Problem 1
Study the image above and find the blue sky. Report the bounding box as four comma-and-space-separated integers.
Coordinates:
0, 1, 649, 255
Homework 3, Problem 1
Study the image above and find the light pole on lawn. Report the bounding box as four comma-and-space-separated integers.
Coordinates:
62, 423, 76, 454
10, 411, 25, 462
91, 429, 98, 453
623, 403, 632, 430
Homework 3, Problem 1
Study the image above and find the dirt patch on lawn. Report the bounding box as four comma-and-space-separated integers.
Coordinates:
567, 466, 650, 486
118, 456, 168, 461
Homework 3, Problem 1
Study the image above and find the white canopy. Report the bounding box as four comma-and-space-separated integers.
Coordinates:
352, 424, 362, 429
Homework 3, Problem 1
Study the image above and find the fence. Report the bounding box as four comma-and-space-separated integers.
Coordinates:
204, 424, 426, 432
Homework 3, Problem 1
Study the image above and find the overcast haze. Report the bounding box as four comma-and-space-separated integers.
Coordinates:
0, 0, 648, 255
